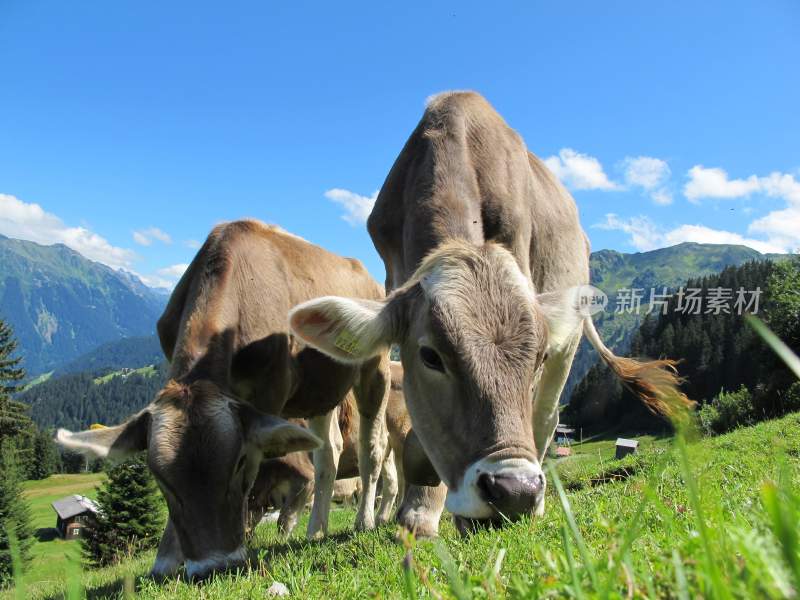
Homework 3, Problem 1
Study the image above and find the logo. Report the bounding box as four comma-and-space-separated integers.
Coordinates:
574, 285, 608, 316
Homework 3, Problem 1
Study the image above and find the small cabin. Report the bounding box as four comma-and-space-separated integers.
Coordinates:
615, 438, 639, 460
52, 495, 99, 539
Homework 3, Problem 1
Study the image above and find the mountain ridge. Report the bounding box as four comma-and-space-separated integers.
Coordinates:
0, 235, 166, 375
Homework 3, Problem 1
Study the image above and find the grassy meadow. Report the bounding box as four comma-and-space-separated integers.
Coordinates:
20, 473, 106, 589
9, 414, 800, 599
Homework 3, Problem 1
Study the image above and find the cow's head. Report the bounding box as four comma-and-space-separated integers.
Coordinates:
55, 380, 320, 579
289, 241, 583, 527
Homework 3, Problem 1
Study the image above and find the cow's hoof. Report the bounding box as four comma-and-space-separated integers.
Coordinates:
396, 509, 439, 539
354, 517, 375, 532
306, 524, 327, 541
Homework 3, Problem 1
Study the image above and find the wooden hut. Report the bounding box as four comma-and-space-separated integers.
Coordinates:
615, 438, 639, 460
52, 495, 98, 539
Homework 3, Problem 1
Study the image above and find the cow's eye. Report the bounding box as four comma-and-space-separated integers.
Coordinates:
419, 346, 445, 373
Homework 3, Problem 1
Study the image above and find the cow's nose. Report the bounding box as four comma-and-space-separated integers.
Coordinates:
477, 471, 544, 518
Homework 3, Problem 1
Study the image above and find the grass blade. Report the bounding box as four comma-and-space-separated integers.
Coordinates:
6, 525, 25, 600
547, 464, 599, 591
402, 551, 419, 599
434, 540, 470, 600
761, 473, 800, 588
672, 549, 690, 600
560, 524, 585, 600
746, 315, 800, 379
674, 436, 731, 600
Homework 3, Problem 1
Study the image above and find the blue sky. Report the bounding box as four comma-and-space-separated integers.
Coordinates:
1, 1, 798, 288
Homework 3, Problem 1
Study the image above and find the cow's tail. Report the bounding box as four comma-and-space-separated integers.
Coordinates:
582, 317, 695, 418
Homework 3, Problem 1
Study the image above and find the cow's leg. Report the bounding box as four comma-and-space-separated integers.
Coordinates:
376, 448, 399, 525
531, 332, 581, 515
352, 355, 390, 530
150, 519, 184, 579
306, 410, 343, 539
278, 479, 313, 537
396, 482, 447, 538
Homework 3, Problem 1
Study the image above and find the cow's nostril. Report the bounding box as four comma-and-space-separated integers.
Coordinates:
476, 471, 542, 519
477, 472, 498, 502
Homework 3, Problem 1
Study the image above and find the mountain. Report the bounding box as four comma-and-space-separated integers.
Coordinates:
0, 234, 167, 375
589, 242, 773, 299
563, 242, 790, 401
54, 334, 164, 376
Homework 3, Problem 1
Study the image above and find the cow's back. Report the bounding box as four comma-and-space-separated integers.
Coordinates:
368, 91, 589, 294
158, 219, 383, 414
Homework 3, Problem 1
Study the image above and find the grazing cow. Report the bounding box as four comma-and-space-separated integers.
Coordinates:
56, 220, 390, 578
289, 91, 691, 536
248, 362, 408, 535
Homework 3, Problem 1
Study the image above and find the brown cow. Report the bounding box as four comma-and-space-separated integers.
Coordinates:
56, 220, 390, 578
248, 362, 408, 535
289, 91, 690, 536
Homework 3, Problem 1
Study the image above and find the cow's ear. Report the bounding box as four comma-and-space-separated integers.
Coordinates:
536, 288, 587, 353
246, 413, 322, 459
56, 409, 151, 460
289, 296, 393, 363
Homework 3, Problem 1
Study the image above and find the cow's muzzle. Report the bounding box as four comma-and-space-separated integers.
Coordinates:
476, 471, 544, 518
445, 457, 544, 524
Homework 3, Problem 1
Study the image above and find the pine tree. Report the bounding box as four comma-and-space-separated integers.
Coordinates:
0, 442, 33, 586
82, 454, 164, 567
0, 321, 23, 399
0, 320, 32, 445
0, 320, 39, 482
29, 430, 60, 481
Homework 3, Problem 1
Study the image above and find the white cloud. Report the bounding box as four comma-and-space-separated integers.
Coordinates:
684, 166, 800, 203
650, 189, 673, 206
543, 148, 619, 191
136, 273, 174, 289
132, 226, 172, 246
748, 206, 800, 253
184, 239, 202, 249
621, 156, 673, 205
324, 188, 378, 225
594, 214, 663, 251
0, 193, 137, 269
662, 224, 784, 254
683, 166, 800, 253
596, 213, 787, 255
136, 263, 190, 290
157, 263, 189, 278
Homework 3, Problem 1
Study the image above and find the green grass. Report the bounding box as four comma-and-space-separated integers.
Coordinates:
20, 473, 105, 589
9, 414, 800, 599
92, 365, 157, 385
22, 371, 53, 390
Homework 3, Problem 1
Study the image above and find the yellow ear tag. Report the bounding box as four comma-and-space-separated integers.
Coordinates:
334, 329, 361, 356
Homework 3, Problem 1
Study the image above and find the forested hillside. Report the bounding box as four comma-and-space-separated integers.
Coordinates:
564, 242, 789, 400
566, 256, 800, 431
54, 334, 163, 376
0, 235, 166, 375
18, 363, 168, 430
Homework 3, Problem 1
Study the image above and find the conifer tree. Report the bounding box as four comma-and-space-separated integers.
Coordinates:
0, 442, 33, 586
0, 320, 32, 444
29, 430, 60, 480
82, 454, 163, 567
